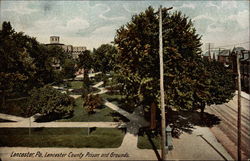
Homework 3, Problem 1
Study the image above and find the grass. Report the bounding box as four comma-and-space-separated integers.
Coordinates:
0, 128, 125, 148
90, 77, 101, 86
0, 99, 27, 117
55, 80, 82, 89
69, 81, 83, 89
101, 93, 125, 104
57, 97, 121, 122
137, 132, 161, 149
100, 93, 135, 113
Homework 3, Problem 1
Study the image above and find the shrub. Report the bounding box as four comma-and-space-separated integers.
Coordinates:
83, 94, 103, 114
24, 86, 75, 118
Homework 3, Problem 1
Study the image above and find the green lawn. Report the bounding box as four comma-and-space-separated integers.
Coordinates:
137, 131, 160, 149
69, 81, 82, 89
100, 93, 135, 113
0, 128, 125, 148
0, 99, 27, 117
57, 97, 122, 122
101, 93, 125, 102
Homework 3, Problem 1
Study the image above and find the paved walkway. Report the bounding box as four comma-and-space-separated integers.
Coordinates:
94, 81, 149, 150
0, 79, 234, 160
92, 81, 103, 88
75, 72, 102, 80
235, 90, 250, 100
0, 126, 233, 161
104, 101, 132, 120
0, 121, 126, 128
69, 95, 81, 99
0, 113, 26, 122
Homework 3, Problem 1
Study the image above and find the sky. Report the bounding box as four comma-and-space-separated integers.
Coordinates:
0, 0, 249, 51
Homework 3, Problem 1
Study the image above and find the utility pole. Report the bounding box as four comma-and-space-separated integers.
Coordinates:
236, 51, 242, 161
159, 5, 172, 161
218, 48, 220, 61
208, 43, 211, 61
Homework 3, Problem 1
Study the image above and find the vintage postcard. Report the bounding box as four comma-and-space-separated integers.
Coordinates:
0, 0, 249, 161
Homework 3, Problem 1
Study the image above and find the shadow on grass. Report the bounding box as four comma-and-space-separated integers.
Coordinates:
145, 130, 161, 161
89, 127, 97, 134
35, 112, 73, 122
102, 92, 136, 114
109, 112, 130, 122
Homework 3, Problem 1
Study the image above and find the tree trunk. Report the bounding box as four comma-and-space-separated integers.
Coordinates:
1, 92, 5, 109
200, 102, 205, 119
150, 102, 157, 129
87, 114, 90, 135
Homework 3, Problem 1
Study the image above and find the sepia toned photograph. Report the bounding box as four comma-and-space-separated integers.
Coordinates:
0, 0, 249, 160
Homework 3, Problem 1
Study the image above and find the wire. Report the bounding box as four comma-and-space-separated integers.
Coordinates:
209, 41, 250, 50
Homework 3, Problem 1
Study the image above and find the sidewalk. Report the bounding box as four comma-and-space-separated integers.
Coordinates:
0, 126, 233, 161
166, 126, 233, 160
0, 113, 26, 122
0, 121, 126, 128
235, 90, 250, 100
0, 80, 234, 160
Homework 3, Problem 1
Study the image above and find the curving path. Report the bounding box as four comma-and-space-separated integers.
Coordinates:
93, 80, 149, 149
0, 75, 233, 160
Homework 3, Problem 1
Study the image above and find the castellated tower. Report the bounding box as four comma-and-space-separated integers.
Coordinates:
50, 36, 60, 44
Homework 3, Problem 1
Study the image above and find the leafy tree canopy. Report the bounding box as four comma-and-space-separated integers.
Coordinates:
92, 44, 118, 73
77, 50, 93, 71
114, 6, 234, 113
25, 86, 75, 117
0, 21, 75, 106
61, 58, 77, 79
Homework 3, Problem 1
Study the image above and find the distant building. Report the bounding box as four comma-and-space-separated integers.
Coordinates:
231, 47, 250, 93
46, 36, 86, 72
46, 36, 86, 59
72, 46, 87, 59
202, 46, 250, 93
218, 49, 231, 66
202, 49, 220, 61
50, 36, 61, 44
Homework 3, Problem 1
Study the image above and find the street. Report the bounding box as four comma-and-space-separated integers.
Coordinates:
206, 93, 250, 160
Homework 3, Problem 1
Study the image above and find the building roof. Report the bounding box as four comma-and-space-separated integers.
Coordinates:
218, 49, 231, 56
240, 50, 250, 61
46, 43, 64, 46
232, 47, 245, 53
202, 49, 220, 57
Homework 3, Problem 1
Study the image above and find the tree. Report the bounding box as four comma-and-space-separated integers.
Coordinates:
92, 44, 118, 73
0, 22, 36, 107
114, 6, 234, 115
78, 50, 93, 72
25, 86, 75, 118
199, 60, 234, 112
78, 50, 93, 91
30, 44, 71, 84
61, 58, 76, 79
83, 94, 103, 114
83, 94, 103, 135
0, 21, 72, 104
